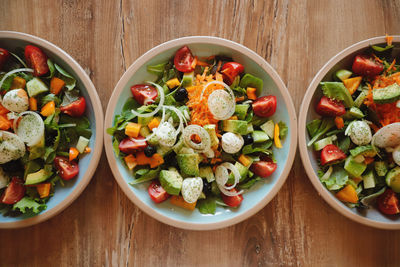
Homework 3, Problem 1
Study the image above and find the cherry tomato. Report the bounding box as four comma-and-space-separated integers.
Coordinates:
320, 144, 346, 166
60, 96, 86, 117
221, 188, 243, 207
252, 95, 277, 118
221, 62, 244, 85
0, 48, 10, 71
24, 45, 49, 76
377, 188, 400, 215
250, 161, 277, 178
352, 55, 383, 78
173, 46, 194, 73
118, 136, 147, 154
54, 156, 79, 180
148, 180, 170, 203
130, 84, 158, 105
0, 177, 25, 205
316, 96, 346, 117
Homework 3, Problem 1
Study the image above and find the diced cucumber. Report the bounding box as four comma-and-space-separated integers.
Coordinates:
363, 170, 376, 189
252, 130, 269, 143
139, 126, 151, 137
260, 120, 274, 139
349, 107, 364, 119
353, 154, 365, 163
375, 161, 388, 177
344, 156, 367, 177
235, 104, 249, 120
26, 77, 49, 97
350, 145, 376, 158
386, 166, 400, 193
354, 90, 368, 108
246, 123, 254, 134
76, 136, 90, 153
313, 135, 337, 151
199, 166, 215, 183
181, 71, 194, 87
335, 69, 353, 82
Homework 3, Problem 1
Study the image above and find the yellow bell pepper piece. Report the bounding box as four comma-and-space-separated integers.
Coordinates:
40, 101, 55, 117
336, 184, 359, 203
170, 195, 196, 211
274, 123, 282, 148
166, 78, 180, 89
125, 122, 141, 138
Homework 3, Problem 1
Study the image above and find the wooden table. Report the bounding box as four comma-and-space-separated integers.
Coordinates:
1, 0, 400, 266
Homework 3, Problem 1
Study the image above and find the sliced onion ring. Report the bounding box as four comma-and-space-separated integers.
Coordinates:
215, 163, 241, 191
219, 186, 243, 196
208, 90, 235, 120
182, 125, 211, 152
131, 82, 165, 118
0, 68, 34, 103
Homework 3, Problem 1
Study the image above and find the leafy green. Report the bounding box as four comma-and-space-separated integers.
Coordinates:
55, 64, 76, 90
197, 197, 217, 214
337, 136, 351, 153
47, 59, 55, 78
61, 90, 80, 106
9, 51, 27, 68
320, 82, 353, 107
147, 62, 168, 77
231, 86, 247, 96
242, 141, 272, 155
40, 93, 61, 106
306, 119, 321, 137
239, 74, 263, 93
12, 197, 47, 214
0, 73, 16, 91
112, 139, 120, 157
320, 166, 348, 191
58, 115, 91, 150
130, 168, 161, 185
121, 97, 140, 120
278, 121, 288, 139
307, 118, 335, 146
239, 177, 261, 189
371, 45, 393, 52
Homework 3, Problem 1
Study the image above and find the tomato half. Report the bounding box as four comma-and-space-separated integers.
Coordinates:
148, 180, 170, 203
54, 156, 79, 180
352, 55, 383, 78
320, 144, 346, 166
1, 177, 25, 204
377, 188, 400, 215
250, 161, 277, 178
174, 46, 194, 73
118, 137, 147, 154
221, 62, 244, 85
0, 48, 10, 71
316, 96, 346, 117
221, 188, 243, 207
130, 84, 158, 105
24, 45, 49, 76
60, 96, 86, 117
252, 95, 277, 118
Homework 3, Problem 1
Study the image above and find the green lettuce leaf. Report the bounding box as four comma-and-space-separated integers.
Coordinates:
320, 82, 353, 107
197, 197, 217, 215
13, 197, 47, 214
55, 63, 76, 90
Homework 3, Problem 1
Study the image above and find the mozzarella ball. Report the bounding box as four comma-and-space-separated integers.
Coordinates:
221, 132, 244, 154
2, 89, 29, 113
349, 121, 372, 146
181, 177, 203, 203
393, 145, 400, 166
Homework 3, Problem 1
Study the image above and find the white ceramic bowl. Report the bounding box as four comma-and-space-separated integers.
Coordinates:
299, 36, 400, 229
105, 36, 297, 230
0, 31, 103, 228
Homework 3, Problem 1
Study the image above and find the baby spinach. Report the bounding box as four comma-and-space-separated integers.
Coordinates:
55, 63, 76, 90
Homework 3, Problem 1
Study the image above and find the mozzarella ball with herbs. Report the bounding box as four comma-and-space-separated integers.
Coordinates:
2, 89, 29, 113
348, 121, 372, 146
221, 132, 244, 154
181, 177, 203, 203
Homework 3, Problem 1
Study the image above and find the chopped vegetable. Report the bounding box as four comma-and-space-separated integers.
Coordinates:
50, 77, 65, 95
170, 195, 196, 210
335, 184, 358, 203
40, 100, 55, 117
246, 87, 257, 100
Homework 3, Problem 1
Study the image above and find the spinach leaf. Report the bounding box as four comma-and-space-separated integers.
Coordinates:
278, 121, 288, 139
239, 177, 262, 189
9, 51, 27, 68
242, 141, 272, 155
55, 63, 76, 90
197, 197, 217, 214
130, 168, 161, 185
61, 90, 80, 106
47, 59, 55, 78
147, 62, 167, 77
239, 74, 263, 92
307, 119, 321, 138
307, 118, 335, 146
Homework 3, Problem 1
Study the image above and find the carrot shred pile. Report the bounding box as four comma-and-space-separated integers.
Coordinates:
364, 72, 400, 126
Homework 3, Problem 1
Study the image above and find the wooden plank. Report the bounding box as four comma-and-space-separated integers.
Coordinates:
0, 0, 400, 266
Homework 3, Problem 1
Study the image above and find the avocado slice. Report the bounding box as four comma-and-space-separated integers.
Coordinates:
239, 74, 263, 93
26, 78, 49, 97
334, 69, 353, 82
227, 162, 249, 184
234, 104, 249, 120
177, 153, 200, 176
375, 161, 388, 177
222, 120, 248, 135
159, 170, 183, 195
373, 83, 400, 104
349, 107, 364, 119
349, 145, 377, 158
203, 124, 219, 148
199, 166, 215, 183
362, 170, 376, 189
386, 166, 400, 193
25, 168, 52, 185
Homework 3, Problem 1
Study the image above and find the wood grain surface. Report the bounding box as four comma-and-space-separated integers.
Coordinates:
1, 0, 400, 266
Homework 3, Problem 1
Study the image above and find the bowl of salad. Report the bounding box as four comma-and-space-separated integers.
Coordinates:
299, 36, 400, 229
0, 31, 103, 228
105, 36, 297, 230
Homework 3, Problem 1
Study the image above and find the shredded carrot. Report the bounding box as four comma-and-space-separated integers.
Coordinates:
372, 54, 383, 64
196, 58, 209, 67
386, 34, 393, 46
386, 59, 396, 74
216, 60, 222, 72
